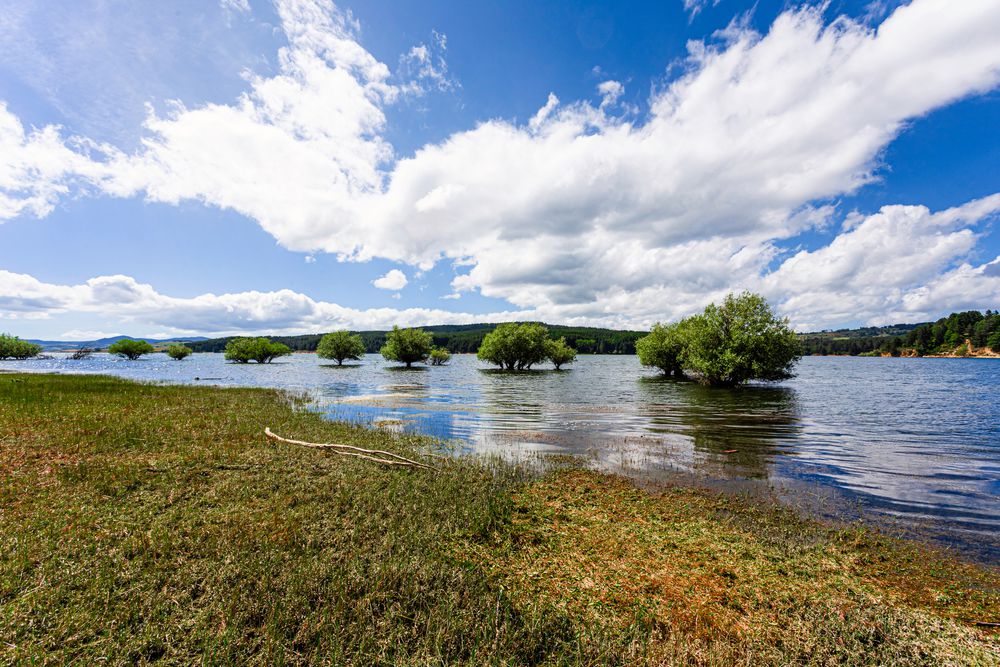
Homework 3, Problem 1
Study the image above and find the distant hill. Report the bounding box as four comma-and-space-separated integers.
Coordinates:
28, 335, 208, 351
797, 323, 925, 356
188, 324, 645, 355
42, 310, 992, 357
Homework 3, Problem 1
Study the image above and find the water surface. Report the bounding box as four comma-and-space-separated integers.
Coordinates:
4, 353, 998, 561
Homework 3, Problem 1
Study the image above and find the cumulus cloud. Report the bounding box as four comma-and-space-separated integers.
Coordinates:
0, 103, 114, 219
372, 268, 408, 290
3, 193, 999, 335
1, 0, 1000, 331
0, 270, 528, 336
761, 194, 1000, 330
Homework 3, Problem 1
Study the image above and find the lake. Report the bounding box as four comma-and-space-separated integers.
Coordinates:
4, 353, 998, 562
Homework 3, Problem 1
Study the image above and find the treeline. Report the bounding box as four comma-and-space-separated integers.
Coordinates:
188, 323, 645, 355
800, 310, 1000, 356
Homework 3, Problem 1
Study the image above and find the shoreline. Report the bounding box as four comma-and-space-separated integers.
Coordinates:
2, 373, 997, 664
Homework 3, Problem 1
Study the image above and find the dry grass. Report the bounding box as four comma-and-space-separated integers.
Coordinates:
467, 469, 1000, 665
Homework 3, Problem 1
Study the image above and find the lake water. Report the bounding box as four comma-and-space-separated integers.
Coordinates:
4, 353, 999, 562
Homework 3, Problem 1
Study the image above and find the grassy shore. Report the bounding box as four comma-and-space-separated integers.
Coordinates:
1, 373, 997, 665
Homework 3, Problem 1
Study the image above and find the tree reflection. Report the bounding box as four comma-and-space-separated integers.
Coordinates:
637, 376, 802, 479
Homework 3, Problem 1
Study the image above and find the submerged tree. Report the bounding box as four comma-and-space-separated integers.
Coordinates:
380, 327, 433, 367
477, 323, 550, 370
683, 292, 802, 386
224, 337, 292, 364
637, 292, 801, 386
166, 343, 193, 361
546, 337, 577, 370
0, 334, 42, 360
108, 339, 155, 361
429, 347, 452, 366
636, 322, 688, 376
317, 331, 366, 365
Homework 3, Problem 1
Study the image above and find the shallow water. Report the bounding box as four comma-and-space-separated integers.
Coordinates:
4, 352, 999, 561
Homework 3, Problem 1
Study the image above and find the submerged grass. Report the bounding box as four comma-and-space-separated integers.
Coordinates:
1, 373, 997, 665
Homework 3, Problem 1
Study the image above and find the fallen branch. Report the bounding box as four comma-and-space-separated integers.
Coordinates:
264, 428, 435, 470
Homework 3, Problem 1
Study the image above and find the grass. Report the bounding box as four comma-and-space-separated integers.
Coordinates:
1, 373, 998, 665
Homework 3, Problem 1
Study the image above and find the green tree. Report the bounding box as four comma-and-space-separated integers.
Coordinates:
545, 337, 577, 370
682, 292, 802, 386
429, 347, 452, 366
0, 334, 42, 360
317, 331, 366, 365
989, 329, 1000, 353
380, 327, 433, 367
166, 343, 193, 361
224, 337, 292, 364
108, 338, 155, 361
477, 323, 550, 370
636, 322, 688, 376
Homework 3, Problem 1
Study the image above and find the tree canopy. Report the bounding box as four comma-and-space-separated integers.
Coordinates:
108, 339, 155, 361
429, 348, 452, 366
166, 344, 193, 361
638, 292, 802, 386
316, 331, 366, 365
477, 323, 551, 370
635, 322, 688, 376
0, 334, 42, 360
224, 337, 292, 364
380, 327, 433, 367
546, 337, 577, 370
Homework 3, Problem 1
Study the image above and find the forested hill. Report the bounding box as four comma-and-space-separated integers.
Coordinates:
186, 309, 1000, 357
187, 323, 646, 355
799, 310, 1000, 356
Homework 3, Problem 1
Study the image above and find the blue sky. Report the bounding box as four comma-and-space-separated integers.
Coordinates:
1, 0, 999, 339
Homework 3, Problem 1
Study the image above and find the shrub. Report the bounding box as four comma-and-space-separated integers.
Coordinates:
636, 322, 688, 376
166, 344, 193, 361
379, 327, 432, 367
546, 337, 577, 370
316, 331, 366, 365
107, 339, 155, 361
477, 323, 550, 370
224, 337, 292, 364
0, 334, 42, 360
429, 348, 452, 366
69, 348, 95, 360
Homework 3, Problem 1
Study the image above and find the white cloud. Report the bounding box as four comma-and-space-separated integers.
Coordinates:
0, 103, 113, 219
220, 0, 251, 13
0, 270, 529, 336
372, 268, 408, 291
59, 329, 122, 341
761, 194, 1000, 330
597, 80, 624, 107
1, 0, 1000, 331
683, 0, 720, 20
3, 192, 999, 335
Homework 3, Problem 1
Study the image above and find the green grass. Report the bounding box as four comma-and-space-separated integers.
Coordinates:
1, 373, 997, 665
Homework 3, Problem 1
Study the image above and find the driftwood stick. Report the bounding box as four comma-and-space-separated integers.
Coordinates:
264, 428, 435, 470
